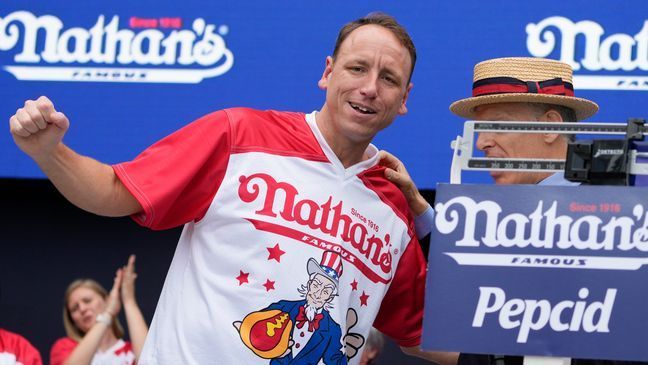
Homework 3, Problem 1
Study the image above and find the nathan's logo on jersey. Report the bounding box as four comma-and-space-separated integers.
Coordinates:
0, 11, 233, 83
435, 196, 648, 270
237, 173, 394, 284
526, 16, 648, 90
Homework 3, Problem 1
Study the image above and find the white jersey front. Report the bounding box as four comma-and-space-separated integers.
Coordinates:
114, 108, 426, 364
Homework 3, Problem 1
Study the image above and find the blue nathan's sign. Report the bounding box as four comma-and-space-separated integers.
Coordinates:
423, 184, 648, 361
2, 1, 648, 186
0, 11, 233, 83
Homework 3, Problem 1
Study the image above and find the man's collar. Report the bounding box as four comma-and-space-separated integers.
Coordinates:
538, 173, 580, 186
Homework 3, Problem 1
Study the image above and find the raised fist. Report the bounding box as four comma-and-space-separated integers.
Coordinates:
9, 96, 70, 159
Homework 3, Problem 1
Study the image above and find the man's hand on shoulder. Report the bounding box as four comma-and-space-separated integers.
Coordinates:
378, 150, 430, 217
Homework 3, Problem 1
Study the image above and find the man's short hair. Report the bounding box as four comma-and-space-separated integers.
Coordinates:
527, 102, 577, 141
527, 102, 577, 124
332, 12, 417, 84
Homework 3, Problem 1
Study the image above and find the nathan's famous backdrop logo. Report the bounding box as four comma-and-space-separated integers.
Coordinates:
0, 11, 234, 83
527, 16, 648, 90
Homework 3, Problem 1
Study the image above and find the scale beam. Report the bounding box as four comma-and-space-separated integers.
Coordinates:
449, 119, 648, 184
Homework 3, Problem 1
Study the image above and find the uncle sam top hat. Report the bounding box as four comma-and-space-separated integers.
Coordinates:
450, 57, 599, 121
307, 251, 343, 288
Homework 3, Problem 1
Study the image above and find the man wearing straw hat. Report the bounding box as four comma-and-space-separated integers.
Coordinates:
381, 59, 648, 365
449, 56, 598, 186
382, 56, 599, 238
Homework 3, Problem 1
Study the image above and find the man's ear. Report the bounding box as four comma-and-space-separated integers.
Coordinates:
544, 133, 561, 144
544, 109, 563, 123
318, 56, 334, 90
543, 108, 563, 144
398, 82, 414, 115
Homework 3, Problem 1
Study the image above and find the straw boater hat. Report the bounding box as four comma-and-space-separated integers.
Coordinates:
449, 57, 599, 121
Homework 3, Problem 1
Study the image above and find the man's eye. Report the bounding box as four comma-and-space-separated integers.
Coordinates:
382, 75, 397, 85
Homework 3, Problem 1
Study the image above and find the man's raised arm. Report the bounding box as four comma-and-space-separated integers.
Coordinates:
9, 96, 141, 216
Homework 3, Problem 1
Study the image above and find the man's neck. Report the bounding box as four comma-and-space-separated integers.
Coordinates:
531, 145, 567, 184
315, 108, 371, 168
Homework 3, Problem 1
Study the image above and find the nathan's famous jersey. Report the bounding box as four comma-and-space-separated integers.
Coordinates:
50, 338, 134, 365
114, 109, 426, 365
0, 329, 41, 365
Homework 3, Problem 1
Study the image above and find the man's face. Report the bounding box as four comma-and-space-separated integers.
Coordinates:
475, 103, 557, 185
306, 274, 336, 309
318, 24, 413, 146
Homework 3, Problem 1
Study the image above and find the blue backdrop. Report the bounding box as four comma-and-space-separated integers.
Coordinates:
2, 0, 647, 187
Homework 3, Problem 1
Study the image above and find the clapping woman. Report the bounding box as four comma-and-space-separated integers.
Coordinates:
50, 255, 148, 365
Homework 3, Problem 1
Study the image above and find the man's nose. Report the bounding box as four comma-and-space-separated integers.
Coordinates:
359, 75, 378, 98
476, 132, 495, 152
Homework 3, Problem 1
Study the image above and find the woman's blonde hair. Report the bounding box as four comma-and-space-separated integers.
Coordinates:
63, 279, 125, 341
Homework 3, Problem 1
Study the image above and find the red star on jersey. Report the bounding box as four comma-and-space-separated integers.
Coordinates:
360, 291, 369, 306
267, 243, 286, 262
350, 279, 358, 291
263, 279, 276, 291
236, 270, 249, 286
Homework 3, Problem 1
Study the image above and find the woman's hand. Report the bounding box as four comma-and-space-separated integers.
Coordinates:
121, 254, 138, 306
120, 254, 149, 359
105, 267, 123, 317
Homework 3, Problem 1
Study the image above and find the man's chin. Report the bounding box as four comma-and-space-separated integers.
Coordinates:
491, 172, 516, 185
490, 171, 506, 185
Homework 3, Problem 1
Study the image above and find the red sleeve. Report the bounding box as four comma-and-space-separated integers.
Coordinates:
50, 338, 77, 365
19, 342, 43, 365
372, 235, 426, 347
113, 110, 231, 230
358, 166, 427, 347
